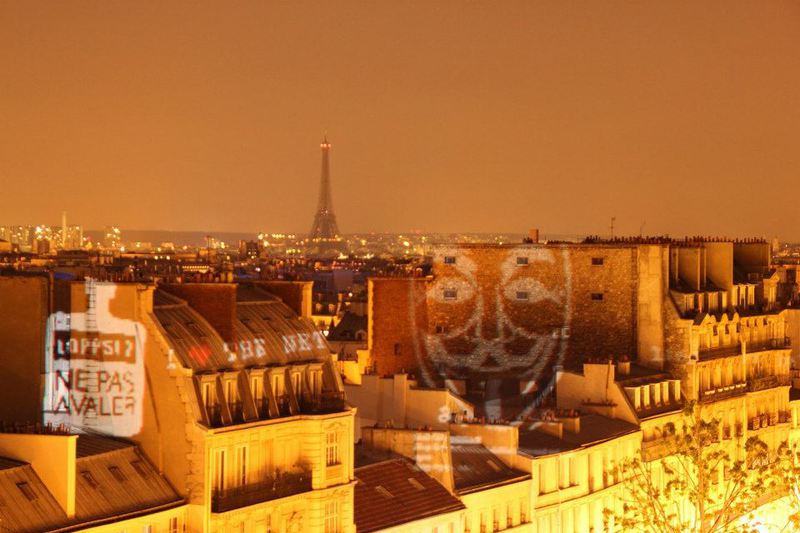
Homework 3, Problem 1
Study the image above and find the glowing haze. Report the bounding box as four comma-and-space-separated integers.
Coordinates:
1, 2, 799, 238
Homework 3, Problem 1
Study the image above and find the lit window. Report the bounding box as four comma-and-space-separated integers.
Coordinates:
591, 293, 604, 301
235, 446, 248, 488
326, 431, 340, 466
324, 501, 340, 533
214, 449, 226, 492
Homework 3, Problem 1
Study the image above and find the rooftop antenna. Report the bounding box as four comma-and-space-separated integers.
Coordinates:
609, 216, 616, 238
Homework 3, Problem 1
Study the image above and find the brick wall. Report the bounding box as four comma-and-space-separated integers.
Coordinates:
370, 244, 660, 387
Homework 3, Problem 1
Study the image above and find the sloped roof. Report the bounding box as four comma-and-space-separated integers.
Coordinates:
74, 445, 181, 522
354, 459, 464, 532
327, 312, 367, 342
450, 443, 529, 494
0, 460, 67, 532
153, 285, 331, 371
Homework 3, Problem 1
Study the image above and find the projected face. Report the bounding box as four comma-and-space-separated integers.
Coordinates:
43, 280, 146, 437
423, 246, 572, 382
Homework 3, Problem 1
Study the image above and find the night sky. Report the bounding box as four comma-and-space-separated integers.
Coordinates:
2, 2, 799, 238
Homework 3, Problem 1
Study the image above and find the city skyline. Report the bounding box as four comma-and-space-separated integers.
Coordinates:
2, 2, 799, 238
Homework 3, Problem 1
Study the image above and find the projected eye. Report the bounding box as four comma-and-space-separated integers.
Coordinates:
429, 278, 475, 303
503, 278, 561, 305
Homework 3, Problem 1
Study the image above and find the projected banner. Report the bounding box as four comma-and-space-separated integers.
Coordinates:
43, 280, 146, 437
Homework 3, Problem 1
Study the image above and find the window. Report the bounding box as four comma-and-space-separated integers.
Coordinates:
203, 382, 213, 413
326, 431, 340, 466
81, 470, 99, 489
407, 477, 425, 490
393, 343, 401, 356
16, 482, 36, 501
251, 376, 261, 404
235, 445, 248, 488
435, 324, 445, 334
130, 459, 149, 479
375, 486, 393, 498
443, 256, 456, 264
443, 289, 457, 300
169, 517, 179, 533
591, 293, 604, 301
516, 291, 529, 301
142, 526, 152, 533
592, 257, 604, 265
108, 465, 126, 483
324, 501, 340, 533
213, 449, 226, 492
516, 256, 528, 265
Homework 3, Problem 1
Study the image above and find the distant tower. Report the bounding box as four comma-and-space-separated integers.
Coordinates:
309, 137, 340, 240
61, 210, 67, 249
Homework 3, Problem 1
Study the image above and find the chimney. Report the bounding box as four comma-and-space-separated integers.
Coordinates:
0, 433, 77, 518
160, 283, 237, 344
253, 281, 313, 318
528, 228, 540, 243
560, 415, 581, 434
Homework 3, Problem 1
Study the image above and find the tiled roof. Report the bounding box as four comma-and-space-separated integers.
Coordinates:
450, 443, 529, 494
354, 459, 464, 532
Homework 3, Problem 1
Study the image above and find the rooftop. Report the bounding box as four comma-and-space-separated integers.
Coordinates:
450, 442, 529, 494
518, 413, 639, 457
354, 459, 464, 532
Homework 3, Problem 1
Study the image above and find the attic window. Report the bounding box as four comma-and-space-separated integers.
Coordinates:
81, 470, 99, 489
375, 486, 394, 498
592, 257, 604, 266
16, 482, 37, 501
487, 460, 502, 472
130, 459, 149, 479
407, 478, 425, 490
108, 465, 126, 482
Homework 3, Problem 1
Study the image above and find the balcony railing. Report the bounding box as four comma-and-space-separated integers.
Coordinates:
298, 391, 346, 415
212, 470, 311, 513
698, 383, 747, 403
746, 337, 792, 353
747, 374, 792, 392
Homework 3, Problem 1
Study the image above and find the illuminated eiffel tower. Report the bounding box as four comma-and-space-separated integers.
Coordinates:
309, 136, 341, 241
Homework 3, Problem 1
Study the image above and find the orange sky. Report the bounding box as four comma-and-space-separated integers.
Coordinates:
1, 2, 799, 238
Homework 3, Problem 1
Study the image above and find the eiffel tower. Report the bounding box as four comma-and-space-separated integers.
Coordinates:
309, 136, 341, 241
